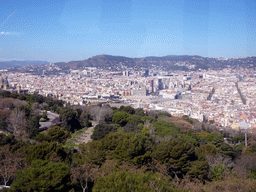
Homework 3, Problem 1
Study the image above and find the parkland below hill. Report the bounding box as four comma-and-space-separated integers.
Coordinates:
0, 90, 256, 191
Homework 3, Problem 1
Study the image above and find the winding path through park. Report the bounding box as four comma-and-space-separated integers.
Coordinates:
74, 121, 97, 145
39, 110, 59, 130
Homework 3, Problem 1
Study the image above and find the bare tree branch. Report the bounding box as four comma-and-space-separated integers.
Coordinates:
71, 162, 99, 192
7, 108, 27, 136
0, 148, 24, 186
89, 106, 113, 123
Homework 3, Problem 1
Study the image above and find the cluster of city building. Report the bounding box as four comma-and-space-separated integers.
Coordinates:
1, 66, 255, 131
0, 75, 27, 94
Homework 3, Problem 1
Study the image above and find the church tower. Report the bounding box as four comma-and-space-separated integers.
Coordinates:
3, 76, 9, 90
0, 75, 4, 89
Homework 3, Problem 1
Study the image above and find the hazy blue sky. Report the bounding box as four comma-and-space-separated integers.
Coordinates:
0, 0, 255, 62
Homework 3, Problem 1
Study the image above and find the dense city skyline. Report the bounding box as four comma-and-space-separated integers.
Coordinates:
1, 0, 256, 62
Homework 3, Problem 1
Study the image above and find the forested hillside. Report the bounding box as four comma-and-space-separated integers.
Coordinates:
0, 91, 255, 191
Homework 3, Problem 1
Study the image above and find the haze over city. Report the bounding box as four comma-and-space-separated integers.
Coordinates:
1, 0, 256, 62
2, 1, 256, 191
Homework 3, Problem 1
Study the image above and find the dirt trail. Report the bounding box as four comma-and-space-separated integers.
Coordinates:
74, 121, 97, 145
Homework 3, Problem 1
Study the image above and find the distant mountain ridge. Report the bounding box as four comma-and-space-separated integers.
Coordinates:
6, 54, 256, 74
0, 60, 50, 69
53, 54, 256, 71
53, 54, 207, 71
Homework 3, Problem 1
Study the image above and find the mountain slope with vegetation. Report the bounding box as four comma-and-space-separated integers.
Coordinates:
8, 54, 256, 74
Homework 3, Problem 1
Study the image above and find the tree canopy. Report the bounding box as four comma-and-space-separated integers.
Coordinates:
91, 123, 117, 140
93, 171, 180, 192
11, 160, 72, 192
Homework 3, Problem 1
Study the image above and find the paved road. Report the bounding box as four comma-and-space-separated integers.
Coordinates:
47, 111, 59, 119
0, 186, 10, 190
39, 111, 59, 130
